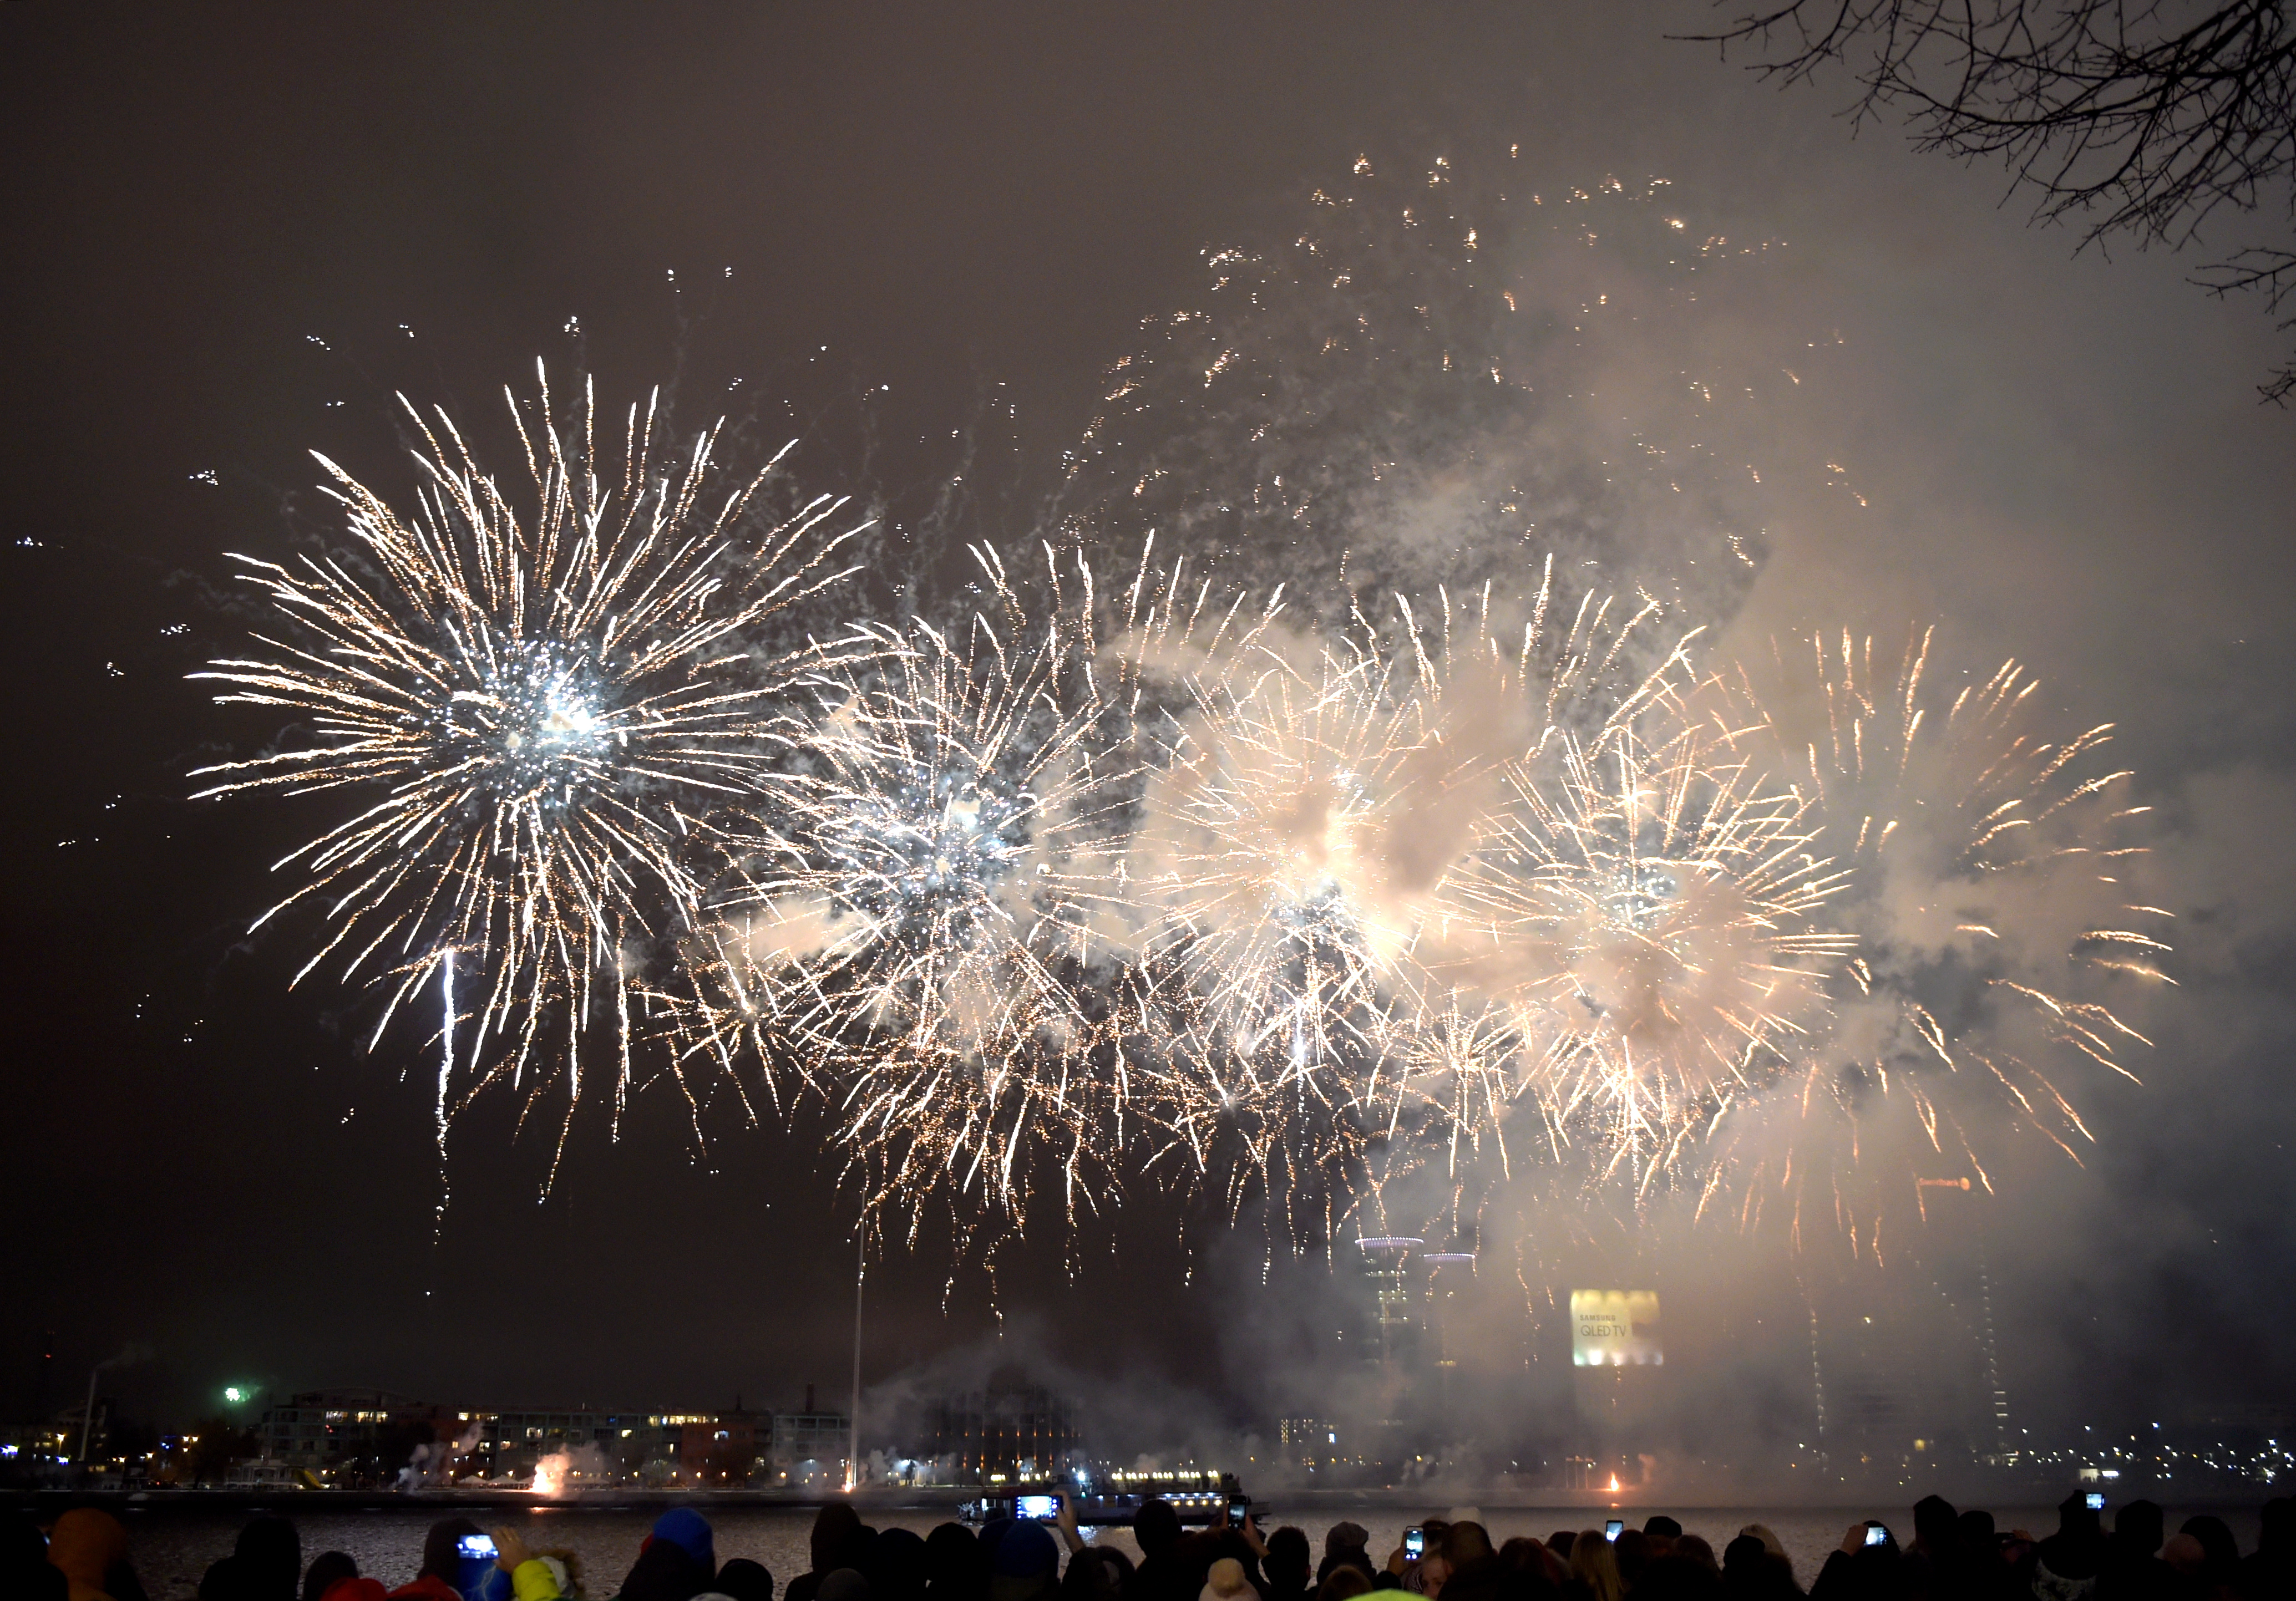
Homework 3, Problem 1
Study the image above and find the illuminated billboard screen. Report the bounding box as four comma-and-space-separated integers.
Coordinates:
1571, 1289, 1661, 1366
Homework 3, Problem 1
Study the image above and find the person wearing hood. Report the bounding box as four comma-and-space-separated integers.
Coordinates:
305, 1555, 361, 1601
866, 1527, 930, 1601
1901, 1498, 1955, 1601
791, 1507, 871, 1601
2031, 1495, 2107, 1601
711, 1558, 776, 1601
2097, 1502, 2174, 1601
50, 1511, 131, 1601
391, 1521, 488, 1601
2238, 1498, 2293, 1601
1134, 1500, 1190, 1601
1263, 1528, 1312, 1601
202, 1520, 300, 1601
926, 1523, 990, 1601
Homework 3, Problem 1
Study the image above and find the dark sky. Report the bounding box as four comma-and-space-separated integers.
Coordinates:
4, 4, 2292, 1448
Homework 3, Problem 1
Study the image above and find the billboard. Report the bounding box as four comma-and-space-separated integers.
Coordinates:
1571, 1289, 1662, 1366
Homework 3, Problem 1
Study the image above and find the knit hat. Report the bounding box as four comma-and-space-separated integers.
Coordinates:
995, 1523, 1060, 1579
1200, 1558, 1252, 1601
653, 1507, 718, 1574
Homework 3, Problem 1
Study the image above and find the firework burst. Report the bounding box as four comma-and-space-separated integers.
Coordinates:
193, 356, 2171, 1261
659, 544, 1135, 1231
192, 370, 868, 1171
1457, 714, 1856, 1190
1109, 558, 1718, 1224
1673, 629, 2172, 1257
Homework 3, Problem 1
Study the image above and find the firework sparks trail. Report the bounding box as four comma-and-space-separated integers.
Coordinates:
1105, 611, 2167, 1266
1667, 629, 2173, 1258
192, 368, 871, 1177
191, 359, 2170, 1259
1055, 157, 1805, 638
1453, 710, 1857, 1193
658, 543, 1137, 1233
1107, 555, 1724, 1231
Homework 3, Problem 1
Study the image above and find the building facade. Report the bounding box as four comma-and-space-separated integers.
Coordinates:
924, 1384, 1080, 1483
254, 1391, 842, 1487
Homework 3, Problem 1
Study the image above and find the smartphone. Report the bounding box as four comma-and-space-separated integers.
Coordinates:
1228, 1498, 1250, 1524
458, 1534, 499, 1561
1604, 1521, 1624, 1543
2085, 1492, 2106, 1512
1863, 1523, 1889, 1548
1404, 1528, 1425, 1558
1016, 1493, 1060, 1522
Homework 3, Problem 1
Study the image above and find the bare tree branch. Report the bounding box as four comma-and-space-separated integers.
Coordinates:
2193, 243, 2296, 398
1677, 2, 2296, 403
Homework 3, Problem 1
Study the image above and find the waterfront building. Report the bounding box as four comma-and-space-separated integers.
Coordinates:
771, 1401, 853, 1485
677, 1401, 768, 1484
242, 1386, 846, 1487
260, 1389, 460, 1484
1276, 1416, 1342, 1471
924, 1381, 1081, 1483
474, 1409, 657, 1482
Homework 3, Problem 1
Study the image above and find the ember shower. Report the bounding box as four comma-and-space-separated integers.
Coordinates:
195, 156, 2171, 1270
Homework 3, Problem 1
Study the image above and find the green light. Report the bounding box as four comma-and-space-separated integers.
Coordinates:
224, 1386, 249, 1405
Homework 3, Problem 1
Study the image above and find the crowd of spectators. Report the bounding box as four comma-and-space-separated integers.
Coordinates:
2, 1490, 2288, 1601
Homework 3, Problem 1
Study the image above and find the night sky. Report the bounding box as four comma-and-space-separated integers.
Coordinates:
4, 5, 2292, 1450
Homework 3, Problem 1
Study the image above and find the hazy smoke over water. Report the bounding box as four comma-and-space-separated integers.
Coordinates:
940, 142, 2269, 1470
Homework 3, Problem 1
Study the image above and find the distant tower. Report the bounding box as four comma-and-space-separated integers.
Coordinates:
1355, 1237, 1423, 1368
1805, 1288, 1829, 1475
1974, 1234, 2012, 1453
1917, 1175, 2012, 1458
1422, 1251, 1476, 1406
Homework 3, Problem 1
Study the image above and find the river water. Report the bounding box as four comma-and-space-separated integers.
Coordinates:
85, 1502, 2268, 1600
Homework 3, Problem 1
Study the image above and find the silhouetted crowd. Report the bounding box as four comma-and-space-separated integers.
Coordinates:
6, 1490, 2290, 1601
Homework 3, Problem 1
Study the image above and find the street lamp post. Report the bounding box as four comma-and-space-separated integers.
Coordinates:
846, 1228, 864, 1491
77, 1356, 120, 1470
